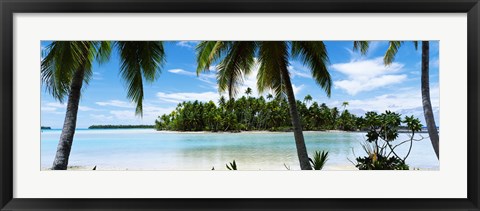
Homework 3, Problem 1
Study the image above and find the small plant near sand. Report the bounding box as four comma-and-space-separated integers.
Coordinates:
226, 160, 237, 170
309, 150, 329, 170
352, 111, 423, 170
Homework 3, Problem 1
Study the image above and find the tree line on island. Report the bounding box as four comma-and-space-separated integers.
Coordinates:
42, 40, 439, 170
89, 125, 154, 129
155, 92, 361, 132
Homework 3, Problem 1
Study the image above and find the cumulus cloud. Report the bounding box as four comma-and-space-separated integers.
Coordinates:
109, 104, 176, 123
95, 100, 133, 108
157, 91, 220, 104
91, 100, 177, 124
327, 85, 440, 126
345, 85, 438, 113
287, 65, 312, 79
332, 57, 407, 95
168, 69, 197, 76
234, 62, 305, 98
176, 41, 199, 48
168, 68, 217, 88
167, 60, 306, 100
42, 102, 96, 112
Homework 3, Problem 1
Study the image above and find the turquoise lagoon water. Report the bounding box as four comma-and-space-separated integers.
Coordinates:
41, 129, 439, 170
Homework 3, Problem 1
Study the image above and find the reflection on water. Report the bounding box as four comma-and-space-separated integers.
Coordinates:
41, 129, 439, 170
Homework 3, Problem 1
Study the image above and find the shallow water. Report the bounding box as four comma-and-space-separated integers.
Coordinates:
41, 129, 439, 170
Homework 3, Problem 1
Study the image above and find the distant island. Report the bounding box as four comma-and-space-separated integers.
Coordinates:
41, 126, 51, 130
88, 125, 155, 129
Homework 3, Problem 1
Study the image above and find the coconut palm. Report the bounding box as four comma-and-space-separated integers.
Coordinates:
266, 94, 273, 101
245, 87, 252, 96
304, 94, 313, 105
42, 41, 165, 170
196, 41, 331, 170
342, 101, 349, 111
383, 41, 439, 159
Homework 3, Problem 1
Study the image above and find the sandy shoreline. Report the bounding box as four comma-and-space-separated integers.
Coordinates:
152, 129, 359, 134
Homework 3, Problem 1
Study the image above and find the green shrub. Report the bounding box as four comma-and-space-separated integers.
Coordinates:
354, 111, 422, 170
309, 150, 329, 170
226, 160, 237, 170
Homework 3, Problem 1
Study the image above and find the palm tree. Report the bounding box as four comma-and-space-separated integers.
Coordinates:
383, 41, 439, 159
266, 94, 273, 101
42, 41, 165, 170
342, 101, 349, 111
304, 94, 313, 105
196, 41, 331, 170
245, 87, 252, 96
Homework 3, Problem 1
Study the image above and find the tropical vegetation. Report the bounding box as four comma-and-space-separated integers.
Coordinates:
88, 125, 155, 129
42, 41, 165, 170
353, 111, 423, 170
383, 41, 439, 159
195, 41, 368, 170
310, 150, 329, 170
155, 91, 360, 132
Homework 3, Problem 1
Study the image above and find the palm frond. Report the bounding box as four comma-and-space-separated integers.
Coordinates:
413, 41, 418, 50
41, 41, 92, 102
226, 160, 237, 170
257, 41, 289, 98
291, 41, 331, 97
82, 41, 101, 87
94, 41, 112, 64
196, 41, 232, 74
353, 41, 370, 55
216, 41, 256, 98
384, 41, 403, 65
115, 41, 165, 116
309, 150, 329, 170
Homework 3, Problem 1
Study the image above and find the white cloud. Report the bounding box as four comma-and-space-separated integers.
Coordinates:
328, 85, 440, 126
107, 105, 176, 124
346, 85, 439, 113
168, 68, 217, 88
90, 102, 176, 125
90, 114, 113, 120
234, 62, 305, 98
92, 72, 103, 80
176, 41, 199, 48
166, 60, 305, 102
79, 106, 97, 111
168, 69, 197, 76
157, 91, 220, 104
45, 102, 65, 108
331, 57, 407, 95
335, 75, 407, 95
42, 102, 96, 113
95, 100, 133, 108
41, 107, 58, 112
288, 65, 312, 79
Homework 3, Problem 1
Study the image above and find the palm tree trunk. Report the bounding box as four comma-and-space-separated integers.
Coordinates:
280, 68, 312, 170
52, 67, 85, 170
421, 41, 440, 159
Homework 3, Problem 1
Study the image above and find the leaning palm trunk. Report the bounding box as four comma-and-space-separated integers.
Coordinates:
52, 67, 85, 170
280, 68, 312, 170
421, 41, 440, 159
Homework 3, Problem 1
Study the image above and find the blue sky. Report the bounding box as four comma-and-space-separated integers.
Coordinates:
41, 41, 439, 128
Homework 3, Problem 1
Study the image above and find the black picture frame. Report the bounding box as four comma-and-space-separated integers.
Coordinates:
1, 0, 479, 210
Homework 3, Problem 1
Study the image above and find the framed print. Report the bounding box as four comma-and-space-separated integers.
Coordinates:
1, 0, 479, 210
